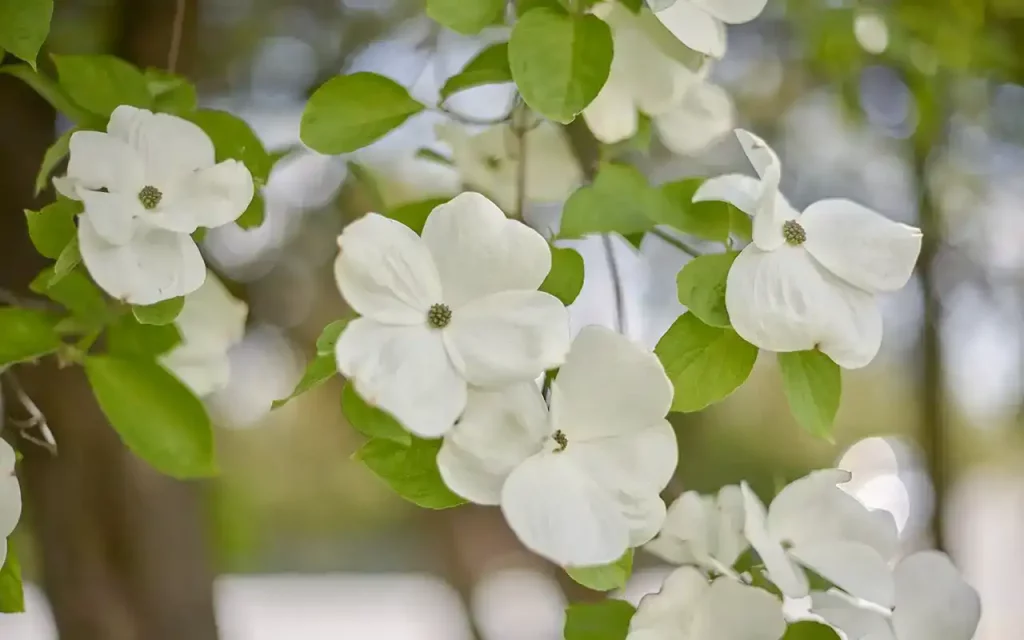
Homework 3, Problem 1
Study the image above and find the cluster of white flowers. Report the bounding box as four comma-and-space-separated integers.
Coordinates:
698, 129, 923, 368
333, 191, 677, 565
585, 1, 734, 156
57, 106, 255, 305
0, 441, 21, 571
630, 470, 981, 640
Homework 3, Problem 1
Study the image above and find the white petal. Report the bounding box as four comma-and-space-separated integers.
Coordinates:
691, 0, 769, 23
334, 213, 442, 324
733, 129, 788, 250
436, 123, 517, 213
501, 452, 630, 567
725, 245, 883, 368
648, 491, 712, 564
551, 325, 672, 440
78, 189, 143, 245
151, 160, 255, 232
583, 75, 640, 144
0, 441, 21, 539
810, 591, 895, 640
741, 482, 808, 598
66, 130, 144, 193
108, 105, 215, 185
629, 567, 708, 637
714, 485, 749, 567
800, 199, 923, 293
335, 319, 465, 438
443, 290, 570, 387
891, 551, 981, 640
437, 383, 549, 505
693, 174, 797, 221
689, 578, 787, 640
524, 123, 585, 203
655, 81, 734, 156
768, 469, 900, 562
790, 541, 894, 607
653, 1, 727, 58
422, 192, 552, 308
79, 217, 206, 305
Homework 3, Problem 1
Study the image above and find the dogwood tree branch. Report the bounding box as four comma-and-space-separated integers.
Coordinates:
167, 0, 187, 73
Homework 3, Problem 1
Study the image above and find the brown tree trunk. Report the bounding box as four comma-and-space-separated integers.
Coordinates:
0, 1, 219, 638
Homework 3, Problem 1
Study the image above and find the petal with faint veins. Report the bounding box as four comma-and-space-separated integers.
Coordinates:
78, 189, 144, 245
66, 130, 144, 194
791, 541, 895, 608
653, 1, 727, 58
108, 105, 215, 186
689, 578, 787, 640
692, 0, 769, 24
151, 160, 255, 233
891, 551, 981, 640
655, 81, 734, 156
742, 482, 808, 598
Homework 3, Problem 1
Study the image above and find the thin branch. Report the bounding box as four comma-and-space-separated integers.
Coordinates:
435, 106, 514, 127
511, 98, 528, 221
601, 234, 627, 334
3, 371, 58, 455
167, 0, 187, 73
650, 228, 701, 257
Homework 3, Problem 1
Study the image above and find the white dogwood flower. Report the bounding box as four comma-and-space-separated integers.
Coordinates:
437, 326, 676, 567
435, 121, 582, 213
650, 0, 769, 58
585, 2, 733, 154
161, 271, 248, 397
58, 105, 254, 305
0, 440, 21, 569
741, 469, 901, 606
627, 566, 786, 640
645, 486, 747, 574
698, 129, 922, 368
811, 551, 981, 640
334, 192, 570, 438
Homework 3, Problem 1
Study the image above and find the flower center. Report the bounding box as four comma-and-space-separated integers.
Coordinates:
782, 220, 806, 245
138, 185, 163, 210
551, 429, 568, 453
427, 303, 452, 329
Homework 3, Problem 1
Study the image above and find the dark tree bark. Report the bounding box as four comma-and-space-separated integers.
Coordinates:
0, 1, 219, 638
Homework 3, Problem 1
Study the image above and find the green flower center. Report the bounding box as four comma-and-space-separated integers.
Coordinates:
552, 429, 568, 453
138, 185, 163, 210
782, 220, 806, 245
427, 303, 452, 329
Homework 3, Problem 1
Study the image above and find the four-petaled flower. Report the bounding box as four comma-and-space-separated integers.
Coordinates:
811, 551, 981, 640
57, 105, 255, 305
437, 325, 676, 567
698, 129, 923, 368
585, 2, 733, 155
626, 566, 786, 640
160, 270, 248, 397
0, 441, 22, 570
645, 485, 747, 575
334, 192, 571, 438
650, 0, 769, 59
741, 469, 902, 606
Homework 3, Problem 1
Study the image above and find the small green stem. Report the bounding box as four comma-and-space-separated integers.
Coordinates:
650, 228, 701, 257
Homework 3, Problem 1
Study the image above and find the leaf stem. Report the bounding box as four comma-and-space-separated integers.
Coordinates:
512, 97, 529, 221
650, 228, 701, 257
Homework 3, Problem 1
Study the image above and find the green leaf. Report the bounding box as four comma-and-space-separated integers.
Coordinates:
52, 54, 151, 117
35, 125, 76, 195
30, 268, 110, 328
84, 355, 217, 478
427, 0, 505, 35
186, 109, 272, 184
50, 235, 81, 286
617, 0, 643, 12
387, 197, 448, 234
516, 0, 565, 15
655, 312, 758, 412
354, 436, 464, 509
658, 178, 733, 243
0, 64, 98, 125
236, 192, 265, 229
565, 549, 633, 592
439, 42, 512, 101
0, 307, 62, 366
539, 246, 584, 305
272, 355, 337, 409
340, 384, 411, 445
508, 10, 613, 123
25, 198, 81, 259
346, 160, 386, 211
316, 318, 351, 356
675, 252, 738, 328
559, 164, 667, 238
783, 621, 842, 640
145, 68, 197, 114
301, 72, 425, 154
564, 600, 635, 640
107, 314, 181, 358
0, 542, 25, 614
0, 0, 52, 69
132, 297, 185, 326
777, 350, 841, 439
